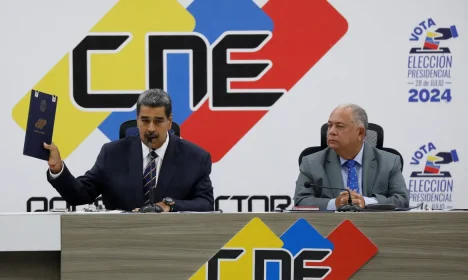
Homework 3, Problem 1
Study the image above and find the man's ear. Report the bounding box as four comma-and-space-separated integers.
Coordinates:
358, 127, 366, 141
168, 114, 173, 129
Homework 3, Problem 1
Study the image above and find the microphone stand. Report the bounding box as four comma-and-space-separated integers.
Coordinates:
139, 137, 162, 213
337, 188, 363, 212
304, 182, 363, 212
148, 139, 155, 207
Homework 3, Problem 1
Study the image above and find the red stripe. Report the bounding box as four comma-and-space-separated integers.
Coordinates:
424, 42, 439, 50
424, 166, 439, 173
181, 0, 348, 163
306, 220, 378, 279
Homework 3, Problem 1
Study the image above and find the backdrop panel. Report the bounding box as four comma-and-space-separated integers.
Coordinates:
0, 0, 466, 212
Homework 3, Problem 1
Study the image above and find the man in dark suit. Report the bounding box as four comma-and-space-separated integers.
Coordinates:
44, 89, 214, 212
294, 104, 409, 210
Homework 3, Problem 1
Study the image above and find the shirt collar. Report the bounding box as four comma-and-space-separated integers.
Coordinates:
339, 143, 364, 166
141, 132, 170, 160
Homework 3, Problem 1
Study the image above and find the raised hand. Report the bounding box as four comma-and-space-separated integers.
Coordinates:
43, 142, 63, 174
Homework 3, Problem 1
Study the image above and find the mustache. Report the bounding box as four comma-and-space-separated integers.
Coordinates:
145, 133, 158, 139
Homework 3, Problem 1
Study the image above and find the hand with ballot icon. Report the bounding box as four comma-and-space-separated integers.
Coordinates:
433, 26, 459, 40
419, 149, 459, 177
433, 150, 459, 164
411, 24, 458, 54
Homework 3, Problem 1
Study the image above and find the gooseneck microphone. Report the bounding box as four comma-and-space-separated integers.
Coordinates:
139, 137, 163, 213
303, 182, 363, 212
148, 138, 155, 206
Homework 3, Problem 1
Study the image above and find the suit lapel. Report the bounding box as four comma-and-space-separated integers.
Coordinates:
362, 143, 377, 196
154, 134, 179, 201
325, 149, 344, 197
128, 137, 144, 206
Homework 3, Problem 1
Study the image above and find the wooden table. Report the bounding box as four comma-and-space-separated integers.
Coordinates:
1, 211, 468, 279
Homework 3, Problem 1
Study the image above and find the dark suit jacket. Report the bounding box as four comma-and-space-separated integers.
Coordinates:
294, 143, 409, 210
47, 134, 214, 212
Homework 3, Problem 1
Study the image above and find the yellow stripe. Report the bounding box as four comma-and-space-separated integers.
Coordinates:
12, 0, 195, 159
426, 155, 441, 162
426, 31, 440, 38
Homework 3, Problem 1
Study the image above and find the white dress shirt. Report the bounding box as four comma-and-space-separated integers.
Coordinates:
49, 132, 170, 185
141, 132, 169, 186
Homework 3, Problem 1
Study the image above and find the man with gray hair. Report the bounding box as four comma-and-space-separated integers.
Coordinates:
44, 88, 214, 212
294, 104, 409, 210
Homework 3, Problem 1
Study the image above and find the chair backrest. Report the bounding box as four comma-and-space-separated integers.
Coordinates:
299, 123, 404, 171
380, 147, 404, 171
119, 120, 180, 139
298, 146, 324, 166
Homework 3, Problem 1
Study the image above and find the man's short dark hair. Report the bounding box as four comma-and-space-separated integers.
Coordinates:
136, 88, 172, 118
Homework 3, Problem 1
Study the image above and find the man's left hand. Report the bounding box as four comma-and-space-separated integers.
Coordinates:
350, 190, 365, 208
132, 202, 169, 212
340, 190, 365, 208
155, 202, 170, 212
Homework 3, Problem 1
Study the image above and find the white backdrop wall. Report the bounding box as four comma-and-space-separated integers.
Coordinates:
0, 0, 466, 212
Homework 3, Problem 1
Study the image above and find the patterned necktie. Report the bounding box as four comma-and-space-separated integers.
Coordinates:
345, 159, 359, 193
143, 151, 158, 205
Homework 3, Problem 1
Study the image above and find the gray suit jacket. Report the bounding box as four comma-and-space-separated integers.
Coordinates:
294, 144, 409, 210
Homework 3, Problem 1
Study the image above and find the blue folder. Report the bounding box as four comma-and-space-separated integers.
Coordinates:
23, 90, 58, 161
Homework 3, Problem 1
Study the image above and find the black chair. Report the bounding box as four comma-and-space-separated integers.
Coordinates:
298, 123, 404, 171
119, 120, 181, 139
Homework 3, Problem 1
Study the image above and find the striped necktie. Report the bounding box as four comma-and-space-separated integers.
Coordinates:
143, 151, 158, 205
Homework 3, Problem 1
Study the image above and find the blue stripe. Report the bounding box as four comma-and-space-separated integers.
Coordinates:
167, 54, 192, 126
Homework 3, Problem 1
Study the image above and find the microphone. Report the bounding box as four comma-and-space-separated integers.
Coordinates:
148, 138, 155, 207
303, 182, 363, 212
139, 137, 162, 213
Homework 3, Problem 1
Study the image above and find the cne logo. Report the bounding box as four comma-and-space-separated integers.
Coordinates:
189, 218, 377, 279
12, 0, 347, 162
